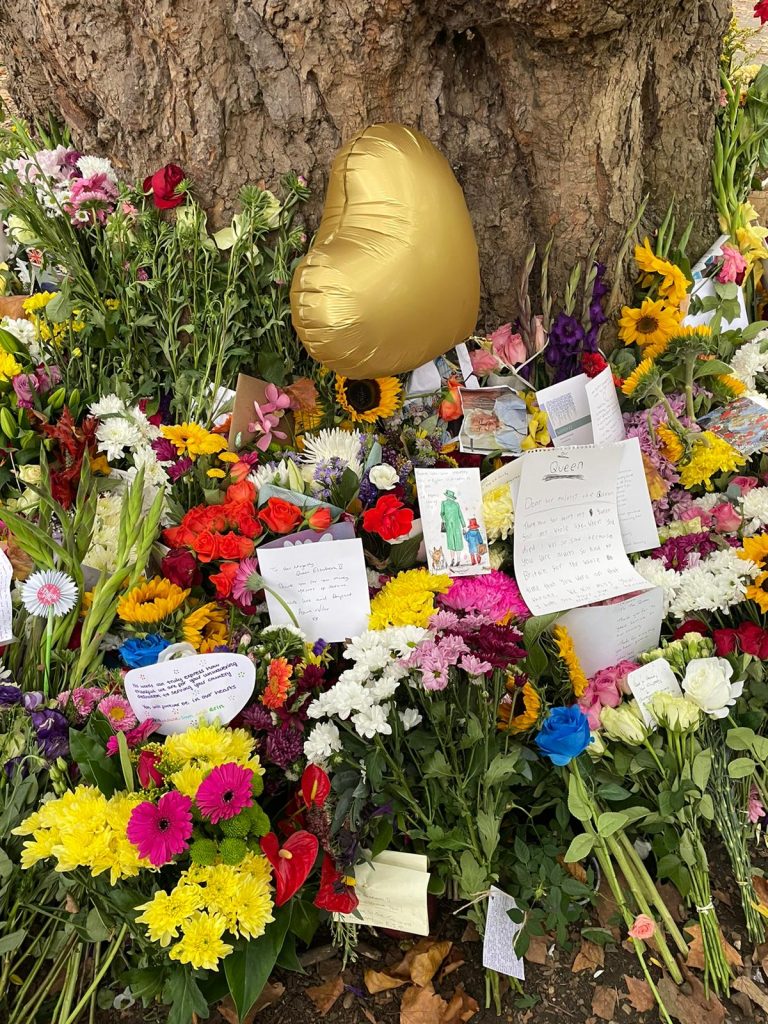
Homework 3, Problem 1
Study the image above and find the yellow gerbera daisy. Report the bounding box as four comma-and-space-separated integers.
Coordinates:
621, 357, 658, 397
161, 423, 228, 460
618, 299, 681, 350
117, 577, 190, 624
739, 533, 768, 569
334, 375, 402, 423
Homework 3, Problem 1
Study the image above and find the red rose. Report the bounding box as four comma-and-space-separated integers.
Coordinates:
210, 561, 239, 599
713, 628, 738, 656
672, 619, 710, 640
143, 163, 186, 209
259, 497, 303, 534
362, 494, 414, 542
191, 529, 221, 563
162, 523, 196, 548
137, 749, 164, 788
161, 549, 201, 588
217, 531, 254, 560
737, 621, 768, 658
307, 506, 332, 531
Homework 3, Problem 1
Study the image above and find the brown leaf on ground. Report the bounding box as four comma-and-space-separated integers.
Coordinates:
712, 888, 732, 908
218, 983, 285, 1024
591, 984, 617, 1020
623, 975, 655, 1013
753, 874, 768, 913
684, 922, 742, 970
594, 874, 622, 935
409, 940, 453, 987
441, 984, 479, 1024
400, 983, 448, 1024
460, 922, 480, 942
658, 972, 725, 1024
655, 882, 685, 924
572, 939, 604, 973
734, 975, 768, 1013
438, 947, 465, 981
558, 853, 588, 885
365, 970, 407, 994
306, 975, 344, 1016
362, 1010, 378, 1024
523, 934, 549, 965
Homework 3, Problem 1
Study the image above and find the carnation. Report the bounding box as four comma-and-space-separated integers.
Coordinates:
440, 570, 529, 622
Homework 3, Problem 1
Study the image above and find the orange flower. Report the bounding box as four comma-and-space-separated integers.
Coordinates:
262, 657, 293, 709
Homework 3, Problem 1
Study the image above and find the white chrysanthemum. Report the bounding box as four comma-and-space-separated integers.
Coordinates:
0, 316, 38, 359
77, 155, 118, 184
95, 417, 143, 460
300, 429, 363, 476
129, 406, 160, 443
20, 570, 77, 618
668, 548, 758, 619
352, 703, 392, 740
691, 492, 722, 513
741, 486, 768, 535
127, 444, 170, 492
303, 722, 342, 765
90, 394, 127, 418
633, 558, 680, 616
400, 708, 422, 731
729, 335, 768, 393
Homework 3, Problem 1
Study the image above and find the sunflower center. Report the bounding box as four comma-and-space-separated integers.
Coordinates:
636, 316, 660, 335
345, 379, 382, 413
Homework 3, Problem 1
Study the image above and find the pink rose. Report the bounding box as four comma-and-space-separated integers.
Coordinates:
680, 505, 713, 528
711, 501, 741, 533
489, 323, 526, 367
717, 244, 747, 286
730, 475, 759, 497
470, 348, 502, 375
628, 914, 656, 941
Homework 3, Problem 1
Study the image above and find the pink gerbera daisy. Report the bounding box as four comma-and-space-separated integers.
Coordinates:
126, 791, 193, 865
97, 694, 138, 732
195, 762, 254, 823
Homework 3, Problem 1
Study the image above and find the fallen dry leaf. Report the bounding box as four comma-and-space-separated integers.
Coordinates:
438, 947, 465, 981
400, 983, 448, 1024
623, 974, 655, 1013
306, 975, 344, 1016
591, 984, 617, 1021
658, 971, 725, 1024
595, 874, 622, 934
442, 984, 479, 1024
655, 882, 685, 924
409, 940, 453, 987
712, 888, 732, 908
572, 939, 604, 974
218, 982, 285, 1024
460, 922, 480, 943
362, 1010, 378, 1024
733, 975, 768, 1013
365, 969, 408, 994
523, 934, 548, 965
684, 923, 742, 970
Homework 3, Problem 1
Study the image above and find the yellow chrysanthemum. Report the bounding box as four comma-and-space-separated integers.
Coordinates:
334, 375, 402, 423
679, 432, 745, 491
22, 292, 55, 313
618, 299, 681, 350
161, 423, 228, 460
168, 764, 208, 799
105, 298, 120, 310
182, 603, 229, 652
136, 882, 206, 947
117, 577, 190, 624
483, 484, 514, 542
0, 350, 22, 381
218, 451, 240, 464
368, 569, 452, 629
163, 722, 262, 772
739, 533, 768, 570
206, 468, 226, 479
553, 625, 589, 698
621, 357, 657, 397
656, 423, 684, 464
168, 911, 233, 971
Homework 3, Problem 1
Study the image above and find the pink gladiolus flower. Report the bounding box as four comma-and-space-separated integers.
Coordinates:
628, 914, 656, 941
489, 323, 526, 367
195, 762, 254, 823
717, 244, 747, 285
126, 791, 193, 865
749, 785, 765, 824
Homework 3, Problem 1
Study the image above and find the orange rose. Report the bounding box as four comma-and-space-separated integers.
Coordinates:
259, 497, 303, 534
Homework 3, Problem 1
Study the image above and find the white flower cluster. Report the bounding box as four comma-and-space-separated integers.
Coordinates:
728, 333, 768, 394
740, 486, 768, 536
635, 547, 758, 620
303, 626, 428, 763
0, 316, 39, 361
85, 492, 126, 573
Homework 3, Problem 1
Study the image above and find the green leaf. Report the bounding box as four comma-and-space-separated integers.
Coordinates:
224, 905, 292, 1021
125, 966, 166, 1005
276, 933, 306, 974
0, 929, 25, 955
86, 905, 113, 942
485, 751, 520, 787
596, 812, 628, 838
289, 900, 319, 947
477, 810, 500, 861
458, 850, 489, 898
523, 611, 562, 649
597, 783, 632, 802
69, 729, 122, 797
423, 751, 452, 779
387, 535, 421, 571
692, 359, 734, 379
163, 968, 208, 1024
728, 757, 757, 779
726, 727, 756, 752
370, 818, 393, 859
564, 832, 595, 863
698, 793, 715, 821
692, 749, 712, 792
581, 927, 615, 947
679, 831, 696, 868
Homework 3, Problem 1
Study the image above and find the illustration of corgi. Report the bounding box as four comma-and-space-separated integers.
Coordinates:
431, 546, 447, 571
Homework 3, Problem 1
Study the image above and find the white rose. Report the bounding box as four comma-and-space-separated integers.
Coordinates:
682, 657, 743, 719
369, 463, 399, 490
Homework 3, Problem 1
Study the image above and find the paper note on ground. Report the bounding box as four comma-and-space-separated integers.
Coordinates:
256, 538, 370, 642
482, 887, 525, 980
514, 446, 653, 615
627, 659, 682, 726
335, 851, 430, 936
557, 588, 664, 678
125, 653, 255, 735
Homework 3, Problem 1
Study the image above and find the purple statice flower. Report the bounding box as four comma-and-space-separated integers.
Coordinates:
30, 708, 69, 760
265, 724, 304, 768
312, 457, 347, 501
240, 704, 273, 732
0, 685, 22, 705
651, 532, 720, 571
358, 472, 379, 508
545, 312, 586, 382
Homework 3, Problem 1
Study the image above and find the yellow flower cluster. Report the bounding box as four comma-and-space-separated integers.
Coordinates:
182, 602, 229, 652
13, 786, 150, 884
0, 350, 22, 381
162, 722, 264, 798
618, 239, 690, 355
136, 853, 274, 969
22, 292, 85, 345
483, 484, 514, 542
369, 569, 452, 629
552, 625, 589, 698
678, 431, 745, 491
117, 577, 190, 625
161, 423, 228, 460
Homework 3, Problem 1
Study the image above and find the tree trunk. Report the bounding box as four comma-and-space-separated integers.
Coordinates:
0, 0, 729, 326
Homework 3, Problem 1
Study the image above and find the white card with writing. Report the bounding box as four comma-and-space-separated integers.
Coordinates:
125, 653, 255, 735
585, 366, 626, 444
335, 851, 430, 936
557, 588, 664, 678
480, 458, 523, 498
514, 446, 653, 615
416, 467, 491, 577
615, 437, 659, 553
482, 887, 525, 980
256, 538, 370, 642
627, 658, 682, 726
0, 549, 14, 644
536, 374, 594, 446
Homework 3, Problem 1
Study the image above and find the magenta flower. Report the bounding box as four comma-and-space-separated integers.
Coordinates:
195, 762, 254, 823
717, 244, 747, 286
441, 571, 530, 622
105, 718, 157, 755
126, 791, 193, 865
232, 556, 261, 606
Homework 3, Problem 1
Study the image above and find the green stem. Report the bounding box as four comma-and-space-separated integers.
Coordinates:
61, 925, 128, 1024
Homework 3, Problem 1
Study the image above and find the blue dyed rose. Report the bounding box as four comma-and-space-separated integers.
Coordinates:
535, 705, 592, 766
120, 635, 171, 669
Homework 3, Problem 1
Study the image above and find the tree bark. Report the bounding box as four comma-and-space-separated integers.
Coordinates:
0, 0, 729, 326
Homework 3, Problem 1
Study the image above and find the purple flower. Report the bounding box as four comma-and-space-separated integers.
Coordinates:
166, 456, 194, 482
240, 704, 273, 731
30, 708, 69, 760
0, 685, 22, 705
265, 724, 304, 768
651, 532, 719, 571
22, 691, 44, 710
151, 437, 178, 463
545, 313, 586, 382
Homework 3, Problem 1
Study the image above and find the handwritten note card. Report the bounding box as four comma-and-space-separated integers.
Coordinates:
557, 588, 664, 678
615, 438, 659, 553
261, 522, 356, 550
514, 446, 652, 615
335, 851, 430, 935
537, 369, 625, 448
0, 549, 13, 644
482, 887, 525, 980
585, 367, 627, 444
627, 659, 682, 726
256, 538, 371, 642
125, 653, 255, 735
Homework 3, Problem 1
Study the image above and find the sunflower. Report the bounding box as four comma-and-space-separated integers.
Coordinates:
117, 577, 190, 624
498, 679, 542, 733
334, 375, 402, 423
621, 357, 658, 398
746, 571, 768, 613
656, 423, 684, 464
618, 299, 681, 350
739, 533, 768, 570
634, 239, 690, 308
182, 603, 229, 652
553, 625, 588, 697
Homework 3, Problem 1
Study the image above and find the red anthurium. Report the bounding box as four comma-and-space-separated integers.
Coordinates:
313, 855, 359, 914
301, 765, 331, 809
260, 831, 318, 906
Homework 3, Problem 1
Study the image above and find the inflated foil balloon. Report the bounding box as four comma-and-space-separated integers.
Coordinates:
290, 124, 480, 379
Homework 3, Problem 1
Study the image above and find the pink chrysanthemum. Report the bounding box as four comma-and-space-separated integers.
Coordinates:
58, 686, 105, 717
126, 791, 193, 865
195, 762, 254, 823
97, 694, 138, 732
106, 718, 158, 755
440, 570, 530, 623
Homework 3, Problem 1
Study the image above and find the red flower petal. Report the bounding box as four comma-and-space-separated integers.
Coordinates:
260, 830, 319, 906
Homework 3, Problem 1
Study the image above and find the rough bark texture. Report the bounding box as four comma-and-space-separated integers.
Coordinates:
0, 0, 730, 327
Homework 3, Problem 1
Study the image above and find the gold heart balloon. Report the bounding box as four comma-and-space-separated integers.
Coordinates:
290, 124, 480, 379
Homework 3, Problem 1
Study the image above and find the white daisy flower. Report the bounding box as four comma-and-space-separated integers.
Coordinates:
300, 428, 363, 476
20, 570, 77, 618
399, 707, 422, 731
0, 317, 38, 360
